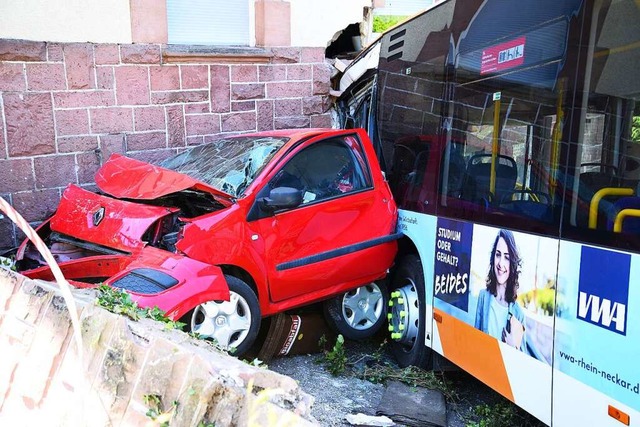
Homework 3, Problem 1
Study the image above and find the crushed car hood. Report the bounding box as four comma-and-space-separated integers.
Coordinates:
51, 184, 178, 252
95, 153, 233, 203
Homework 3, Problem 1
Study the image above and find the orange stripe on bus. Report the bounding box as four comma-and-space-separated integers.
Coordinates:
434, 308, 514, 402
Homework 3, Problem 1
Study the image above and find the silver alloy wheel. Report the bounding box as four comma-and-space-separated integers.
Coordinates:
389, 278, 420, 345
191, 290, 252, 350
341, 283, 384, 331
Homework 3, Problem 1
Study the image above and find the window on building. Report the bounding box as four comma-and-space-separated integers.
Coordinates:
166, 0, 251, 45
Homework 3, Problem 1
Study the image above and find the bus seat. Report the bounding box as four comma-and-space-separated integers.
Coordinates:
463, 153, 517, 203
576, 166, 622, 227
445, 147, 466, 197
499, 190, 553, 222
579, 164, 620, 203
390, 143, 417, 191
606, 196, 640, 233
580, 171, 619, 194
410, 150, 430, 187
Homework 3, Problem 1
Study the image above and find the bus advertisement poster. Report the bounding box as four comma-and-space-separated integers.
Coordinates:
555, 242, 639, 411
434, 220, 558, 365
434, 218, 473, 311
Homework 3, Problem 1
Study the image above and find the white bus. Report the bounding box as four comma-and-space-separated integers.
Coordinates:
336, 0, 640, 425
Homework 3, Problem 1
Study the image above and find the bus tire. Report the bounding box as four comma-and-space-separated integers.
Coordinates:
323, 281, 388, 341
389, 254, 432, 368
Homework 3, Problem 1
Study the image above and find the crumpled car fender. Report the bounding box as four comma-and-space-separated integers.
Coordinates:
23, 246, 230, 321
108, 246, 230, 320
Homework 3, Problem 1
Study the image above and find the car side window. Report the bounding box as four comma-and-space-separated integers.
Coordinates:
270, 137, 370, 204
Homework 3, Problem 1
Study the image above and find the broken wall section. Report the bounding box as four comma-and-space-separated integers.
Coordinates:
0, 268, 316, 426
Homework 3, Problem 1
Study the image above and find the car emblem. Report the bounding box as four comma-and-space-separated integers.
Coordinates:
92, 206, 105, 227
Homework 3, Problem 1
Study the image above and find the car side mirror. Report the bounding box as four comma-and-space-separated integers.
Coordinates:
260, 187, 303, 211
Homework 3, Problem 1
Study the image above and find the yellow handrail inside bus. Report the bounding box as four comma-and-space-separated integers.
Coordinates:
549, 80, 564, 203
614, 208, 640, 233
490, 94, 501, 196
588, 187, 634, 229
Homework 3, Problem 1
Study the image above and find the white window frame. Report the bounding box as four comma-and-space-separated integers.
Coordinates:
167, 0, 255, 46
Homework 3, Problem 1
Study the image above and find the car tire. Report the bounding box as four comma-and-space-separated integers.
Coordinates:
184, 275, 261, 356
323, 281, 388, 340
389, 255, 432, 368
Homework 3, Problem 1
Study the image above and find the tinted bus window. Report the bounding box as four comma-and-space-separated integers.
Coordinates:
377, 2, 455, 214
438, 1, 584, 237
560, 0, 640, 252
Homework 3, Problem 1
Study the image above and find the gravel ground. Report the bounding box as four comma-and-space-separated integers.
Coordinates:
267, 336, 461, 427
267, 335, 545, 427
269, 351, 386, 426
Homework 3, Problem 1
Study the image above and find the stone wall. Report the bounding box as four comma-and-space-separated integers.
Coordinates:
0, 267, 316, 426
0, 39, 334, 251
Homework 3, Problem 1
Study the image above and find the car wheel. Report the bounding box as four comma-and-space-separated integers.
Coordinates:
389, 255, 432, 368
323, 281, 388, 340
186, 275, 260, 356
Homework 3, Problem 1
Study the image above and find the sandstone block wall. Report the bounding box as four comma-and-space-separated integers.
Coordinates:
0, 268, 317, 426
0, 39, 334, 251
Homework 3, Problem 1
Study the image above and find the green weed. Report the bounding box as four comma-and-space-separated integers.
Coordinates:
0, 255, 16, 271
360, 363, 458, 403
96, 285, 185, 330
465, 401, 544, 427
319, 334, 347, 376
244, 358, 267, 368
466, 403, 517, 427
143, 394, 177, 427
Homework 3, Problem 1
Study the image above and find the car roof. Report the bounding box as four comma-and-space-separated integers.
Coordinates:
231, 128, 335, 140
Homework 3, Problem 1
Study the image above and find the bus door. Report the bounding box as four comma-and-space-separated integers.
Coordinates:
431, 1, 583, 425
552, 1, 640, 425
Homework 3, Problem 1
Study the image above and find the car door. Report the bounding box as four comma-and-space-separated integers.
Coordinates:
251, 129, 398, 303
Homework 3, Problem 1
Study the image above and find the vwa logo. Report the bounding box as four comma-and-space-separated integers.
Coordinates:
577, 292, 627, 334
577, 246, 630, 336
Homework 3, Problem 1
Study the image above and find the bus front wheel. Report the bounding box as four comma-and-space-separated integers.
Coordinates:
389, 255, 432, 368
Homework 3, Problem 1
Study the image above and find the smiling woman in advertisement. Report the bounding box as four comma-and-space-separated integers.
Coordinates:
474, 229, 526, 350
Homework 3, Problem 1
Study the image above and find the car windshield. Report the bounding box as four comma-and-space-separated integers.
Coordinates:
159, 136, 288, 198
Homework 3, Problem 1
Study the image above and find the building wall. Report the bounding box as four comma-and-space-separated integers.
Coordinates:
0, 0, 133, 43
0, 40, 333, 251
0, 0, 374, 48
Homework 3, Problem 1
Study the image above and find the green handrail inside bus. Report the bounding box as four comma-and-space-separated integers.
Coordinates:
614, 208, 640, 233
588, 187, 634, 229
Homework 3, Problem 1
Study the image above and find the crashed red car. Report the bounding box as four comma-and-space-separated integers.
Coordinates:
16, 128, 399, 354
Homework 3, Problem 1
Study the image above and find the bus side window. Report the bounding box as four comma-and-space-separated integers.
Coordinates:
439, 80, 559, 234
565, 101, 640, 244
559, 0, 640, 251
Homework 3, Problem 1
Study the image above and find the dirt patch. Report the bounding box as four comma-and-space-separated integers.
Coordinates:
268, 346, 386, 426
268, 335, 546, 427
